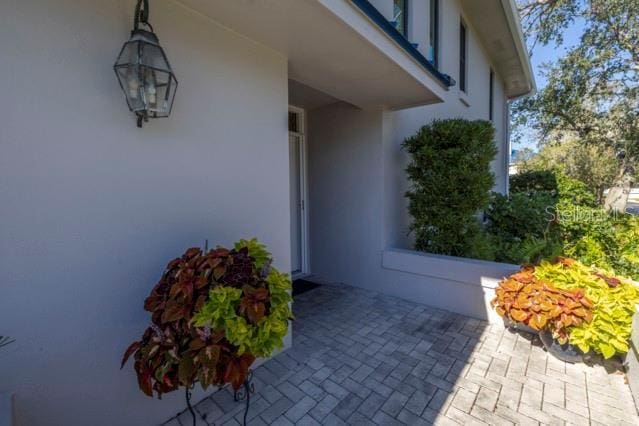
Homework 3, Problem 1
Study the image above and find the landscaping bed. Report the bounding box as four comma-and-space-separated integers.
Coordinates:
493, 257, 639, 365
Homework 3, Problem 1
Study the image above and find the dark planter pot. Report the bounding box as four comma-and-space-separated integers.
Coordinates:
539, 331, 585, 363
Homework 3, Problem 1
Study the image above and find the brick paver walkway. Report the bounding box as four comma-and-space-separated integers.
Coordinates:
166, 284, 639, 425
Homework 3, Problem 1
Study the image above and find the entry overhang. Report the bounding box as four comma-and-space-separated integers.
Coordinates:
176, 0, 451, 109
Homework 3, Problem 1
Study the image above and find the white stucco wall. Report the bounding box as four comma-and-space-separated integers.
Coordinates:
307, 103, 385, 289
0, 1, 289, 425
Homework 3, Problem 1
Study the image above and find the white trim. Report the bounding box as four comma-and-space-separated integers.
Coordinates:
288, 106, 310, 277
504, 101, 511, 193
500, 0, 536, 98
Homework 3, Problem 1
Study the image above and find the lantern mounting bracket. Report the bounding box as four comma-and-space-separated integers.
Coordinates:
133, 0, 152, 32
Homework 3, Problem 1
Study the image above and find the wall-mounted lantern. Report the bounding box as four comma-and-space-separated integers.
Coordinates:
114, 0, 178, 127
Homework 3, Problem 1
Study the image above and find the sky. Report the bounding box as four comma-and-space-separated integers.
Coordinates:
515, 19, 585, 151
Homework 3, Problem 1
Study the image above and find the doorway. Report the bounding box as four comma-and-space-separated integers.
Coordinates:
289, 106, 309, 278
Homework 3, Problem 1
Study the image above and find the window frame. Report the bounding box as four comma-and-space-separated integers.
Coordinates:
393, 0, 409, 38
489, 68, 495, 121
459, 19, 467, 93
428, 0, 439, 68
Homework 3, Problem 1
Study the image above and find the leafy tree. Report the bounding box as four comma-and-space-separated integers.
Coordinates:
520, 138, 618, 202
514, 0, 639, 211
512, 147, 537, 164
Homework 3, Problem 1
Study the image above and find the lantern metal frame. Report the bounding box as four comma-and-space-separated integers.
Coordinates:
113, 0, 178, 127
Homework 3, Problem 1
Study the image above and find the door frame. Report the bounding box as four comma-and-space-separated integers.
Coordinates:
289, 105, 310, 278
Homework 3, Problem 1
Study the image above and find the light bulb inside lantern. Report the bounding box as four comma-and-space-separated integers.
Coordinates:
126, 67, 140, 100
144, 69, 157, 108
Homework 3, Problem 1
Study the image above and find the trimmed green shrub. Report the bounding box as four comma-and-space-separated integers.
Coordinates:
404, 119, 497, 257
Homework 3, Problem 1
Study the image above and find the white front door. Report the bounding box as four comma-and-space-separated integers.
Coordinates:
289, 107, 307, 277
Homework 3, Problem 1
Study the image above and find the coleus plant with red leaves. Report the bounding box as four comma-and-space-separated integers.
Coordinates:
121, 239, 291, 397
492, 265, 594, 343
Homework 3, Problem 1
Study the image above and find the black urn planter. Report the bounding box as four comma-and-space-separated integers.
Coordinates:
538, 331, 585, 363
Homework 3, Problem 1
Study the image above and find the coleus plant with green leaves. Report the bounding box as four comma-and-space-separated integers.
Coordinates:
492, 265, 594, 343
534, 258, 639, 359
121, 238, 292, 397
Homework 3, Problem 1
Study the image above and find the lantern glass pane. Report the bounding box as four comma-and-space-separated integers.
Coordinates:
115, 65, 145, 112
146, 69, 177, 117
115, 41, 140, 67
139, 43, 171, 71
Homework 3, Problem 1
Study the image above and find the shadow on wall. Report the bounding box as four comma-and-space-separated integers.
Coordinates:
163, 283, 539, 424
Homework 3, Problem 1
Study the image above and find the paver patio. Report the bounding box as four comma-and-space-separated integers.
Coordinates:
166, 284, 639, 425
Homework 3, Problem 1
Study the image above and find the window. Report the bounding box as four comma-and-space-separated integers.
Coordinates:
393, 0, 409, 37
489, 69, 495, 121
428, 0, 439, 67
288, 111, 299, 133
459, 20, 467, 92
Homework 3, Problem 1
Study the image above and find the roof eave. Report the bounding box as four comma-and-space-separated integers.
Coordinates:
500, 0, 536, 99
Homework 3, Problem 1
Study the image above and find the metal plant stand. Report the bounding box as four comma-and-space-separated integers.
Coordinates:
183, 371, 255, 426
234, 370, 255, 426
185, 386, 197, 426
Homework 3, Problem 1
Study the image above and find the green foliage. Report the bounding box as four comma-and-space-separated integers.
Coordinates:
494, 236, 563, 265
466, 231, 496, 261
534, 259, 639, 358
194, 287, 243, 330
404, 119, 497, 257
509, 170, 596, 205
561, 213, 639, 280
485, 190, 563, 264
615, 217, 639, 277
194, 269, 292, 359
509, 170, 558, 195
235, 238, 271, 271
487, 192, 556, 241
519, 139, 618, 202
555, 174, 597, 207
483, 170, 632, 269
